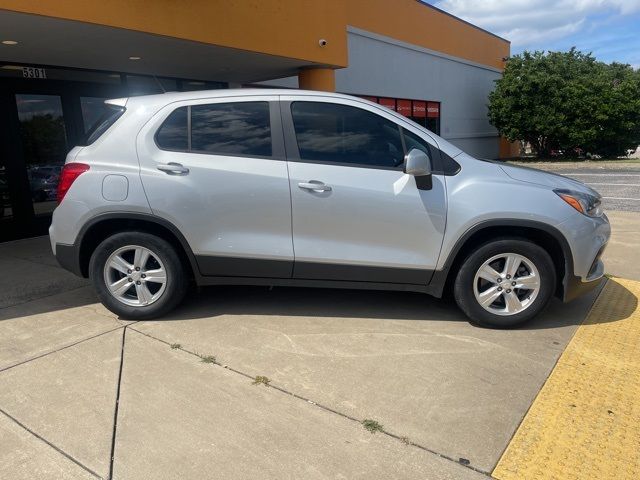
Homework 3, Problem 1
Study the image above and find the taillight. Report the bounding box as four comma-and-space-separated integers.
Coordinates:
57, 163, 90, 203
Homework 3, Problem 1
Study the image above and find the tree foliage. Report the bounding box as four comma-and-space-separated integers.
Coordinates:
488, 48, 640, 157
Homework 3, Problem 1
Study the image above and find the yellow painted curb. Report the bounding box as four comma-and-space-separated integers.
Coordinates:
493, 278, 640, 480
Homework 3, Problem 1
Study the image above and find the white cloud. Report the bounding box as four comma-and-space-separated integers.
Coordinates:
434, 0, 640, 48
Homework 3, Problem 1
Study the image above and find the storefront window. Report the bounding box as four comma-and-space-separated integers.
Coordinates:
127, 75, 226, 96
1, 63, 228, 240
15, 94, 68, 216
180, 79, 227, 91
0, 163, 13, 222
355, 94, 441, 135
127, 75, 165, 96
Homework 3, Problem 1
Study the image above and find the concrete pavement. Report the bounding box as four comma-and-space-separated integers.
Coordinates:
0, 211, 637, 479
131, 285, 598, 473
603, 210, 640, 281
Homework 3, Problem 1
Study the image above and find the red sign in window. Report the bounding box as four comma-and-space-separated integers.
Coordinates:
378, 97, 396, 111
427, 102, 440, 118
412, 101, 426, 118
396, 99, 411, 117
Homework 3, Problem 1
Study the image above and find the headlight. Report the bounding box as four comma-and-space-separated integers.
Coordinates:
554, 189, 603, 217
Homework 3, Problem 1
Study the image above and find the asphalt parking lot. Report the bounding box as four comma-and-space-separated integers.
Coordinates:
556, 168, 639, 212
517, 162, 640, 212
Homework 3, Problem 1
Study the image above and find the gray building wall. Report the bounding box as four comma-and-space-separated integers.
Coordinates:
259, 27, 503, 159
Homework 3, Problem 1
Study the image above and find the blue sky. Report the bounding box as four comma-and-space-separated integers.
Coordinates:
426, 0, 640, 68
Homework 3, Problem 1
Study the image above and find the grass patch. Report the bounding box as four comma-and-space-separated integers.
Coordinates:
362, 419, 384, 434
200, 355, 216, 364
170, 343, 181, 350
252, 375, 271, 386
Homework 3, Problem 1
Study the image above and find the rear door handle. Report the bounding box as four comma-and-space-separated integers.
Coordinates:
298, 181, 332, 192
157, 162, 189, 175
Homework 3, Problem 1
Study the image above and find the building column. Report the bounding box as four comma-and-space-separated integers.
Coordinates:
499, 137, 520, 159
298, 68, 336, 92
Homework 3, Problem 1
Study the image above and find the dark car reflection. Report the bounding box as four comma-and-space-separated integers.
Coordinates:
28, 166, 61, 202
0, 173, 9, 219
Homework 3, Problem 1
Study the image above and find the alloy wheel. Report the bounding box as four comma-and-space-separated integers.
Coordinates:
473, 253, 541, 316
103, 245, 167, 307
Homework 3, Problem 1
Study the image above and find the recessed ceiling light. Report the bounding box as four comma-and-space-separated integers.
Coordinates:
1, 64, 23, 70
2, 40, 18, 45
128, 56, 141, 60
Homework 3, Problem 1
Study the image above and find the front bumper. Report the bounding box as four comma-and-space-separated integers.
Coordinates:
563, 260, 606, 303
559, 212, 610, 302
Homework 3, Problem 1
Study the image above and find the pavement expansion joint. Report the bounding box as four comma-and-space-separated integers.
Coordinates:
0, 325, 125, 374
127, 326, 493, 477
0, 406, 102, 479
493, 277, 640, 480
107, 323, 139, 480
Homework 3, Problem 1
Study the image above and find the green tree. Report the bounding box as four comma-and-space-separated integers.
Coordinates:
488, 48, 640, 158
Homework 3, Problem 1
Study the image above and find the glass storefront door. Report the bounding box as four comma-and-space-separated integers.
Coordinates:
0, 78, 124, 242
0, 158, 14, 224
0, 63, 226, 242
15, 94, 68, 217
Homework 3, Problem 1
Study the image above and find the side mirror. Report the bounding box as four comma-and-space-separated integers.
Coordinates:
404, 148, 432, 176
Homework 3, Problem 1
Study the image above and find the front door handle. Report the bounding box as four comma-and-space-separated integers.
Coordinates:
298, 181, 332, 192
157, 162, 189, 175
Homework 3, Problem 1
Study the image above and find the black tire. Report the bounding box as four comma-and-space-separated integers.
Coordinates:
454, 238, 556, 328
89, 231, 188, 319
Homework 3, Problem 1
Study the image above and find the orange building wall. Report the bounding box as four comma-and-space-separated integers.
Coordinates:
2, 0, 508, 71
0, 0, 349, 67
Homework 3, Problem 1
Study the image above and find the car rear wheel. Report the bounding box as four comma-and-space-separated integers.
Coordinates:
89, 232, 188, 319
454, 238, 556, 328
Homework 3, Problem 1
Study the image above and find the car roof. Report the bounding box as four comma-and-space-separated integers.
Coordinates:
111, 89, 363, 108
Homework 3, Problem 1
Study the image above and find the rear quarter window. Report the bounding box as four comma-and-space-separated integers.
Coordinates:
80, 104, 125, 146
154, 102, 272, 157
191, 102, 271, 157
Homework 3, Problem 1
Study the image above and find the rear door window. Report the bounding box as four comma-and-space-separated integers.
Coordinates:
155, 106, 188, 151
191, 102, 272, 157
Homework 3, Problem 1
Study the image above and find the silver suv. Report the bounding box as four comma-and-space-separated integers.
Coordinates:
50, 90, 610, 327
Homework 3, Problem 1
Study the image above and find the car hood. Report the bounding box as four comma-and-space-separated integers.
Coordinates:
499, 163, 600, 197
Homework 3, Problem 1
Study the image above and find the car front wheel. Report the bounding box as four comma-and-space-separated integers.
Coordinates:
454, 238, 556, 328
89, 232, 188, 319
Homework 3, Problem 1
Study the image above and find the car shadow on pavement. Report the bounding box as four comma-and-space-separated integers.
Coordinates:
582, 277, 638, 323
0, 285, 99, 323
151, 277, 631, 331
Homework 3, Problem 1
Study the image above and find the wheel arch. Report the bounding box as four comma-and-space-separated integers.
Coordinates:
76, 213, 199, 280
430, 220, 573, 299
